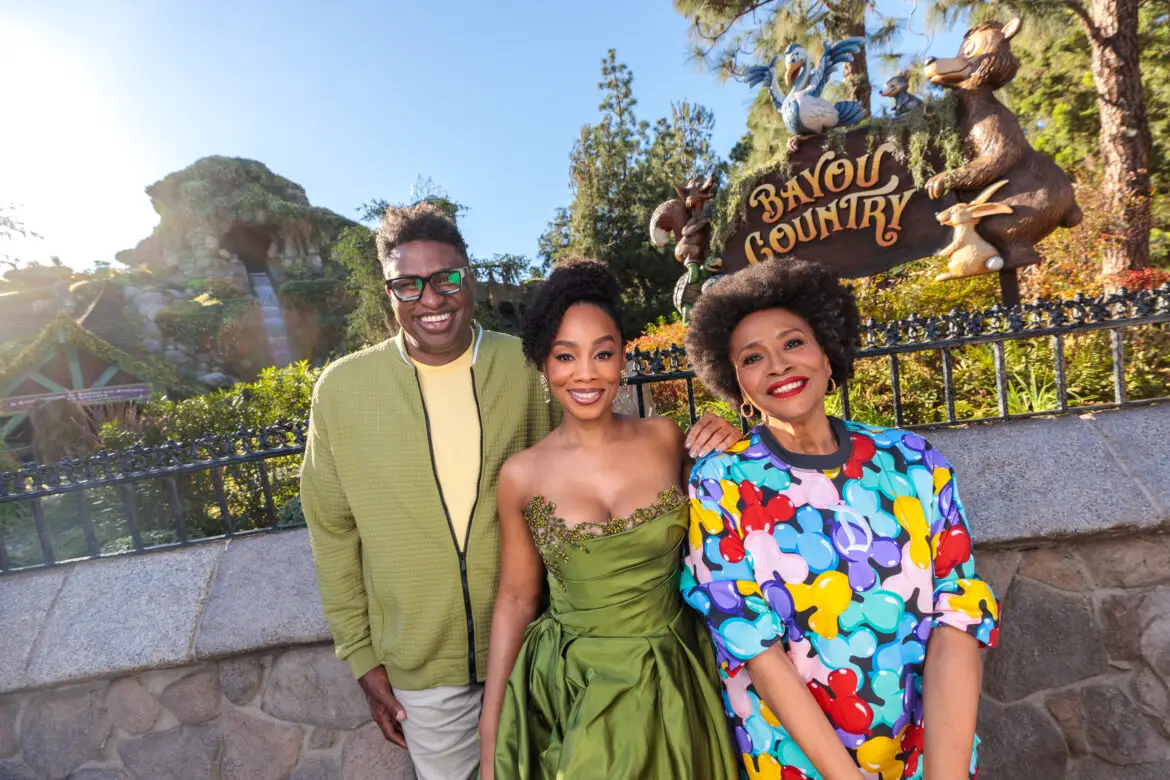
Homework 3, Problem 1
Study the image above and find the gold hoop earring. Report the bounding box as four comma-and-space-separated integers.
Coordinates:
740, 400, 757, 418
826, 377, 838, 395
539, 373, 551, 405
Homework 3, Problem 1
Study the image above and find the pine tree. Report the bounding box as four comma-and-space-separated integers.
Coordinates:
539, 51, 724, 332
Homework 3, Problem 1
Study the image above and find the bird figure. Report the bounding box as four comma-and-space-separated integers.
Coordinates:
880, 71, 925, 117
745, 38, 868, 152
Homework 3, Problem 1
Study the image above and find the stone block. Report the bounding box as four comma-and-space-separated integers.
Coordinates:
984, 577, 1109, 701
1083, 683, 1170, 764
971, 548, 1020, 601
27, 545, 222, 688
1018, 546, 1090, 591
163, 348, 192, 366
0, 568, 67, 693
1071, 758, 1170, 780
1081, 535, 1170, 588
67, 771, 131, 780
1046, 689, 1089, 755
341, 724, 415, 780
219, 657, 263, 705
221, 710, 303, 780
308, 728, 338, 750
195, 530, 330, 658
292, 757, 341, 780
1090, 406, 1170, 521
0, 760, 37, 780
1099, 591, 1146, 663
118, 724, 221, 780
261, 646, 369, 730
106, 677, 160, 736
928, 414, 1159, 543
977, 698, 1068, 780
1140, 588, 1170, 685
1136, 669, 1170, 739
22, 684, 110, 779
161, 668, 220, 725
0, 700, 18, 758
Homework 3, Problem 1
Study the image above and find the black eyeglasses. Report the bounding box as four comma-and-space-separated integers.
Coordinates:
385, 266, 471, 302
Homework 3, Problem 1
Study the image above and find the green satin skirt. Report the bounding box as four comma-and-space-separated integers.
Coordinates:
493, 505, 738, 779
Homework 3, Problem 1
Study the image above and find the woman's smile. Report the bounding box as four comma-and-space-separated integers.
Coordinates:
767, 377, 809, 399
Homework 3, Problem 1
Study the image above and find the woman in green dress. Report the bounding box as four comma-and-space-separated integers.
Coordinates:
478, 259, 741, 780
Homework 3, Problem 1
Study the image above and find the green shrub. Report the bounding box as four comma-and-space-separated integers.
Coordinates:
278, 495, 306, 527
155, 297, 223, 344
2, 264, 73, 287
91, 362, 321, 536
279, 278, 345, 308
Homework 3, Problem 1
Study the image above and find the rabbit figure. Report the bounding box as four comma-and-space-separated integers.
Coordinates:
934, 179, 1015, 281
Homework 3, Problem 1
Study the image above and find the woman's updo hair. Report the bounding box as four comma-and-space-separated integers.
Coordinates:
520, 258, 624, 368
685, 259, 861, 404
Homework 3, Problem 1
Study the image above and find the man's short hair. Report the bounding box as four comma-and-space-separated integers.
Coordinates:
376, 201, 470, 270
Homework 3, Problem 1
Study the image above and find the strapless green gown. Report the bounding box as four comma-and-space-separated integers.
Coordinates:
493, 488, 738, 779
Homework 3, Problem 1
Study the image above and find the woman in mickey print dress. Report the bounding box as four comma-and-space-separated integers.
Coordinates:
681, 259, 1001, 780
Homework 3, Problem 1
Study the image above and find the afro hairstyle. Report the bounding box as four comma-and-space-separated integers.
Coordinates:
684, 259, 861, 404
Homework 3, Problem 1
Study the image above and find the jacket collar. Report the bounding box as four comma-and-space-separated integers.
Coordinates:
393, 322, 485, 367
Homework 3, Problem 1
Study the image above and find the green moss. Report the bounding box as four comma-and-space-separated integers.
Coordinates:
278, 278, 344, 309
2, 265, 73, 287
155, 299, 221, 343
117, 156, 356, 269
712, 94, 964, 257
0, 315, 200, 397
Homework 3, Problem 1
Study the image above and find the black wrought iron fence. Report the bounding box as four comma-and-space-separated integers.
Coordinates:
1, 285, 1166, 574
627, 284, 1170, 428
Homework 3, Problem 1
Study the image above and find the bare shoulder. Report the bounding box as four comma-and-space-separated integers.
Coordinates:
633, 415, 686, 453
499, 448, 534, 495
498, 441, 552, 508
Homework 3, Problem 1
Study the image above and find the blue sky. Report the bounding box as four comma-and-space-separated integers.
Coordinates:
1, 0, 960, 271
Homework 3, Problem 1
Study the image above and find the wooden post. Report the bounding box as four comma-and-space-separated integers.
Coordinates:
999, 268, 1021, 309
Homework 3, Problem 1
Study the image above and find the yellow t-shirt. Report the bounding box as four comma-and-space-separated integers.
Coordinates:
412, 344, 482, 552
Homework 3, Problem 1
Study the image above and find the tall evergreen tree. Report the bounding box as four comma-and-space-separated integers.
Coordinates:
539, 51, 723, 332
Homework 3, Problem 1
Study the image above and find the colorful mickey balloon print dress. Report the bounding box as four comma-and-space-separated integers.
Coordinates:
681, 418, 1000, 780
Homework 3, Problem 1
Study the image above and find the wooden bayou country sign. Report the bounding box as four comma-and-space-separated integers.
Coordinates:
650, 17, 1082, 316
722, 139, 956, 277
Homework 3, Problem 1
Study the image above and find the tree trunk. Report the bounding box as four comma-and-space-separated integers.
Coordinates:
1084, 0, 1152, 275
838, 10, 870, 115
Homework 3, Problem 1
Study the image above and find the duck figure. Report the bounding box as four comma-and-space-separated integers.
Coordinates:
745, 38, 868, 153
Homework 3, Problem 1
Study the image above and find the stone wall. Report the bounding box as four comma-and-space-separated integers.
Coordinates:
1, 405, 1168, 779
976, 534, 1170, 779
0, 532, 414, 780
0, 646, 410, 780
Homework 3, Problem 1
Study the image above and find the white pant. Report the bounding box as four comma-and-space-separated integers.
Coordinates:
395, 684, 484, 780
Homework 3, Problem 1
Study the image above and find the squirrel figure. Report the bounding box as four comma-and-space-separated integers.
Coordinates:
649, 175, 721, 322
934, 179, 1014, 281
879, 71, 924, 117
649, 175, 715, 270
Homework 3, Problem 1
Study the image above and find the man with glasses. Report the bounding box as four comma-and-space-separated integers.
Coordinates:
299, 202, 555, 779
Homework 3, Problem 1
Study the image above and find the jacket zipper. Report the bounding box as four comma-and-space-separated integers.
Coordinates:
414, 371, 480, 685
